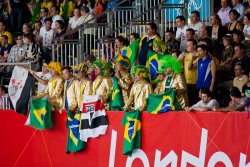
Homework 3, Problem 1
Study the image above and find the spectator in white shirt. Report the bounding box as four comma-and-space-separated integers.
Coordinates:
39, 17, 53, 62
26, 62, 52, 94
185, 89, 219, 111
66, 7, 80, 39
51, 6, 64, 29
175, 15, 189, 42
232, 0, 245, 21
189, 11, 204, 35
67, 8, 81, 30
243, 14, 250, 40
217, 0, 231, 27
77, 6, 96, 54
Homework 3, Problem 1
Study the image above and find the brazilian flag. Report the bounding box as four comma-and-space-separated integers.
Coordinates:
146, 89, 182, 114
66, 109, 86, 153
122, 109, 141, 156
126, 38, 140, 68
30, 0, 42, 28
110, 77, 124, 110
146, 49, 166, 87
29, 98, 52, 130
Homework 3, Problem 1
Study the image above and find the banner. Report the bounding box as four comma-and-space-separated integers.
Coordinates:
8, 66, 34, 115
0, 110, 249, 167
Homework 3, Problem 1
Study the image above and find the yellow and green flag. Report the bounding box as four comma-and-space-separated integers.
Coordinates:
30, 0, 42, 28
126, 38, 140, 68
146, 89, 182, 114
66, 109, 86, 153
146, 49, 166, 87
29, 98, 52, 130
122, 109, 141, 156
110, 77, 124, 110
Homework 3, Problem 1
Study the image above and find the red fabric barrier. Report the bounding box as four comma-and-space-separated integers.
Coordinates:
0, 110, 249, 167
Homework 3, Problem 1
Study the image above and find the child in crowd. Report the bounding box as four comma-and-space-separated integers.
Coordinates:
154, 69, 166, 94
152, 38, 167, 54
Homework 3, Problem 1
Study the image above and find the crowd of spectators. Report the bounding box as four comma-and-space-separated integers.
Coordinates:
0, 0, 121, 77
0, 0, 250, 111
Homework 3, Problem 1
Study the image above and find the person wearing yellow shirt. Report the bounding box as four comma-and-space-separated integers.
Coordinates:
114, 56, 133, 105
159, 56, 189, 109
124, 65, 153, 112
92, 60, 112, 110
183, 39, 199, 105
60, 0, 75, 21
76, 62, 93, 109
41, 0, 53, 15
0, 21, 12, 44
34, 62, 64, 111
62, 66, 79, 111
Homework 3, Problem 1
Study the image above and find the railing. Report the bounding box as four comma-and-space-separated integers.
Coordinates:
108, 6, 137, 38
52, 39, 81, 67
0, 62, 33, 66
0, 95, 11, 110
52, 0, 214, 65
98, 1, 186, 55
51, 0, 166, 63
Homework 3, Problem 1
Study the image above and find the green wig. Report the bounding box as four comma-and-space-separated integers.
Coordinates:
160, 55, 183, 74
131, 65, 150, 81
92, 59, 110, 77
115, 55, 131, 71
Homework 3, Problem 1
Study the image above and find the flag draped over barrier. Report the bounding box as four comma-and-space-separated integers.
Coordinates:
122, 109, 141, 156
66, 109, 86, 153
110, 77, 124, 111
80, 95, 108, 142
146, 89, 182, 114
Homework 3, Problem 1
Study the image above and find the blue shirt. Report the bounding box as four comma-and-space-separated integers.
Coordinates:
138, 36, 155, 65
196, 57, 212, 90
106, 0, 118, 9
65, 80, 70, 110
233, 3, 245, 21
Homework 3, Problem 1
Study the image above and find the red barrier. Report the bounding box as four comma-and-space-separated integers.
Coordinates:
0, 110, 249, 167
